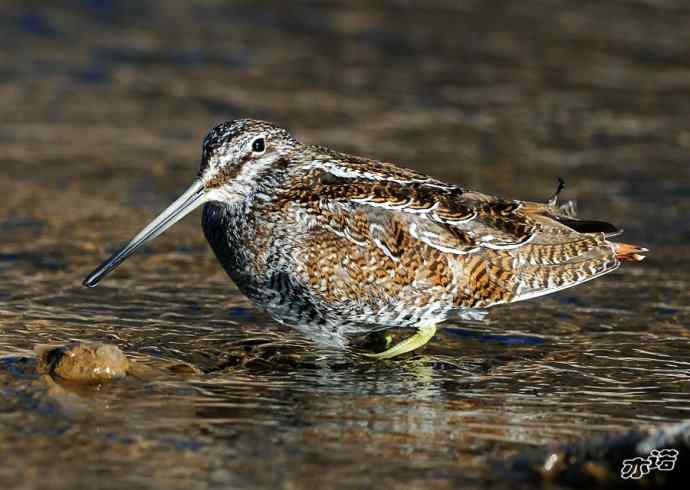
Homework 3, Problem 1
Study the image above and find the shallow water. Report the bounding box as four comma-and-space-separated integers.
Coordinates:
1, 1, 689, 488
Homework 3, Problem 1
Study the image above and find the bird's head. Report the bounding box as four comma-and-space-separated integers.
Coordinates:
83, 119, 298, 287
199, 119, 298, 202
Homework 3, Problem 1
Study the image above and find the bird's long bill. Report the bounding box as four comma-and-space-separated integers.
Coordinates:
83, 179, 207, 288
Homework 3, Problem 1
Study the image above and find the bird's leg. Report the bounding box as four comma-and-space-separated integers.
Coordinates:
363, 323, 437, 359
353, 330, 393, 352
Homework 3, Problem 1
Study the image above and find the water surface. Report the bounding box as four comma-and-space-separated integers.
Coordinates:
1, 1, 689, 488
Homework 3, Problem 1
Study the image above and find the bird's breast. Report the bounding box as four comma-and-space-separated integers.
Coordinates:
201, 201, 298, 299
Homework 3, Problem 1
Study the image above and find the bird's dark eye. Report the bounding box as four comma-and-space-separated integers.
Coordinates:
252, 138, 265, 153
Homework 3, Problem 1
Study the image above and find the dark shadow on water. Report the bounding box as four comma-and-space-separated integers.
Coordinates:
445, 327, 546, 346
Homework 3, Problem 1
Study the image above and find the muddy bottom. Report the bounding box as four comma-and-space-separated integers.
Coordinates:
1, 1, 689, 489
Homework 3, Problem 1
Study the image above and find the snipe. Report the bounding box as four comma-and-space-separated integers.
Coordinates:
84, 119, 647, 358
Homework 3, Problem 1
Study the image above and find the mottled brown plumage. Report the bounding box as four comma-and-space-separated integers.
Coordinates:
84, 119, 647, 354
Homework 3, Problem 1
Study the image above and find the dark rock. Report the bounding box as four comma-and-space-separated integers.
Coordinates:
503, 421, 690, 488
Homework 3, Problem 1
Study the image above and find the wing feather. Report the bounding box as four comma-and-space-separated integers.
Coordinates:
276, 162, 624, 311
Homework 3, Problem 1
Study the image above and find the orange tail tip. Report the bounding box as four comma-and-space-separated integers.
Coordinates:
613, 242, 649, 262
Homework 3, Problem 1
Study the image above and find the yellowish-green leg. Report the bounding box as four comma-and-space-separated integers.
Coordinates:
363, 323, 437, 359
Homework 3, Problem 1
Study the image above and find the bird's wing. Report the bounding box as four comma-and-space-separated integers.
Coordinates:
279, 162, 539, 254
277, 163, 623, 308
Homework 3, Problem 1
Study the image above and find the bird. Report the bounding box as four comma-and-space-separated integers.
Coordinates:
83, 119, 647, 359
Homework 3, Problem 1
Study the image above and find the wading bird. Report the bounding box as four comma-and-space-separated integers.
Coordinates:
84, 119, 647, 358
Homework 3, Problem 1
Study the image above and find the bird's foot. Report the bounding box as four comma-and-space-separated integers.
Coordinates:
361, 323, 437, 359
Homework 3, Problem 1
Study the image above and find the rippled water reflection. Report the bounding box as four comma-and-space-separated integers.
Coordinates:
1, 1, 689, 488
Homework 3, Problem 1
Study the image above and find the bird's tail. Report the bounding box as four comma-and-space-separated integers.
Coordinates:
613, 242, 648, 262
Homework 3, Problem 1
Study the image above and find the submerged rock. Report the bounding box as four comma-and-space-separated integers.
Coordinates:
35, 342, 129, 382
